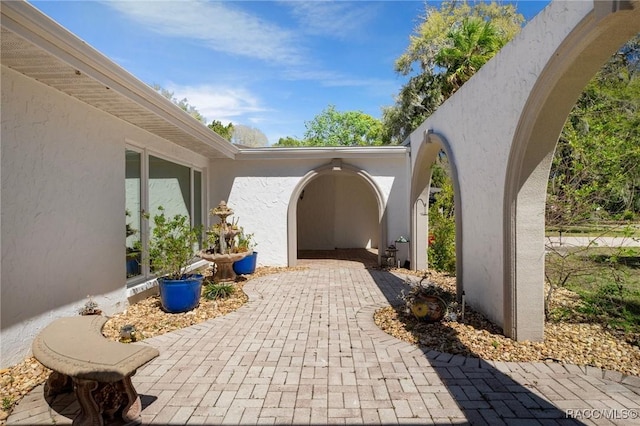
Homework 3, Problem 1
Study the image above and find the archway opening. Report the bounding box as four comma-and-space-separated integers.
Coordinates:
287, 162, 386, 267
504, 5, 640, 341
411, 132, 463, 297
297, 173, 378, 258
543, 34, 640, 333
427, 152, 456, 275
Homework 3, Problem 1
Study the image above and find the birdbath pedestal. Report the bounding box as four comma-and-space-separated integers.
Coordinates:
199, 251, 250, 282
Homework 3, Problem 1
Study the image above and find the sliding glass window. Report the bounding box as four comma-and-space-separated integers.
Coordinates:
125, 150, 142, 279
126, 149, 203, 284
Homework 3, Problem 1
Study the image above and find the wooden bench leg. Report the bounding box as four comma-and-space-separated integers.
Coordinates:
72, 379, 102, 426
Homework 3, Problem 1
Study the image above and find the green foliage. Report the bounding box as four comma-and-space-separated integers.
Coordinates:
273, 136, 305, 147
208, 120, 234, 141
2, 397, 13, 411
546, 245, 640, 334
548, 35, 640, 224
435, 17, 505, 95
203, 281, 235, 300
384, 1, 523, 143
428, 160, 456, 274
149, 207, 201, 280
236, 228, 256, 253
303, 105, 384, 146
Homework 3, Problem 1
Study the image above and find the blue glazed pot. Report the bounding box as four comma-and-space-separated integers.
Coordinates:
158, 274, 203, 313
233, 251, 258, 275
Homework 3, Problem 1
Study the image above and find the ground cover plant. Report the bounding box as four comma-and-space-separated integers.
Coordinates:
546, 247, 640, 339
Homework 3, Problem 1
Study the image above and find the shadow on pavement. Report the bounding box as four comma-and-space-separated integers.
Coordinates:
366, 268, 581, 425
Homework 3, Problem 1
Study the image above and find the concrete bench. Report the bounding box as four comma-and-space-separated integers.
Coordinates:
32, 315, 159, 426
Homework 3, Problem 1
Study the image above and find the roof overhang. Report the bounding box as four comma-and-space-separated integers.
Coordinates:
1, 1, 238, 159
235, 146, 410, 160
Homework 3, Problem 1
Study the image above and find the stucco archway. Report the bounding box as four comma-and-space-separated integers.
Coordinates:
410, 130, 463, 297
503, 2, 640, 340
287, 160, 387, 267
407, 0, 640, 342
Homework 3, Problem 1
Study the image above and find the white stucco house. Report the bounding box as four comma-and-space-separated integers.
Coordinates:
2, 0, 639, 368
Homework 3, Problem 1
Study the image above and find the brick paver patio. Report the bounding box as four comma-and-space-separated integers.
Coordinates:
8, 252, 640, 425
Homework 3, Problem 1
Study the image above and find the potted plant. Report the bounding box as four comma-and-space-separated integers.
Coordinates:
149, 207, 203, 313
233, 227, 258, 275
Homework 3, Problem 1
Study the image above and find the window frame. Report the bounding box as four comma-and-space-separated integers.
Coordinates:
126, 146, 205, 287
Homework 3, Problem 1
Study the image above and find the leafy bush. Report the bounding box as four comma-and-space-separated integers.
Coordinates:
428, 166, 456, 274
428, 213, 456, 273
149, 207, 201, 280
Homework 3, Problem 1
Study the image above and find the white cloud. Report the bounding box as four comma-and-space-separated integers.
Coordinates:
104, 1, 304, 66
164, 83, 267, 124
285, 1, 379, 39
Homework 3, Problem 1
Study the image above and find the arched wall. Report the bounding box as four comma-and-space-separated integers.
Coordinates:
287, 161, 387, 266
504, 1, 640, 340
410, 131, 463, 298
409, 0, 640, 341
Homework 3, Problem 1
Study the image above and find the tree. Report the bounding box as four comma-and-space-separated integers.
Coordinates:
383, 1, 524, 143
544, 36, 640, 324
304, 105, 384, 146
153, 85, 206, 124
435, 17, 504, 95
547, 35, 640, 225
428, 155, 456, 274
272, 136, 305, 147
208, 120, 234, 142
231, 124, 269, 147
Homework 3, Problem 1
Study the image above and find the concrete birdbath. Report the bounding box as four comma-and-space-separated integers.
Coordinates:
198, 201, 251, 282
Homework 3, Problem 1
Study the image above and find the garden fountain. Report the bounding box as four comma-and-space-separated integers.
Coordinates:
198, 201, 251, 282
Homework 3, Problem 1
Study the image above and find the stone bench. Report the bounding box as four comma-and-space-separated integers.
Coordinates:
32, 315, 159, 426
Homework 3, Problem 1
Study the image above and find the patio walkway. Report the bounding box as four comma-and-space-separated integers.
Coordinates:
8, 253, 640, 425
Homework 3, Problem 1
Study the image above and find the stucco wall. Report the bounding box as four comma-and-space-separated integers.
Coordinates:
410, 0, 593, 330
0, 66, 208, 367
408, 0, 637, 338
297, 174, 379, 250
209, 155, 409, 266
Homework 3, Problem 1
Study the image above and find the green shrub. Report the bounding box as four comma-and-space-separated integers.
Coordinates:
428, 167, 456, 274
204, 282, 235, 300
428, 213, 456, 273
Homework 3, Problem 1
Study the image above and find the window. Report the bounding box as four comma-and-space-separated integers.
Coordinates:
126, 149, 203, 284
126, 150, 142, 279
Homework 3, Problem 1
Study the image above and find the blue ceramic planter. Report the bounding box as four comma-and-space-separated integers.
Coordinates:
233, 251, 258, 275
158, 274, 203, 313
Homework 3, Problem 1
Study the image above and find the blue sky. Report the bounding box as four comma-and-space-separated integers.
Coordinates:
30, 1, 550, 145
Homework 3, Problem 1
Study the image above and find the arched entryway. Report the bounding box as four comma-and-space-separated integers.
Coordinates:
287, 160, 386, 266
503, 2, 640, 340
410, 131, 463, 297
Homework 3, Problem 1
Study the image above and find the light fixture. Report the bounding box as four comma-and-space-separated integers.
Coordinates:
416, 198, 428, 216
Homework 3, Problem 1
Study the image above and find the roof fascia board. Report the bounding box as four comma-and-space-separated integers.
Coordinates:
1, 1, 238, 159
234, 146, 410, 160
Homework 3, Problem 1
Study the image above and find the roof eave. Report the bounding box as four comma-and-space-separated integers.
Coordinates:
235, 146, 410, 160
1, 1, 238, 159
